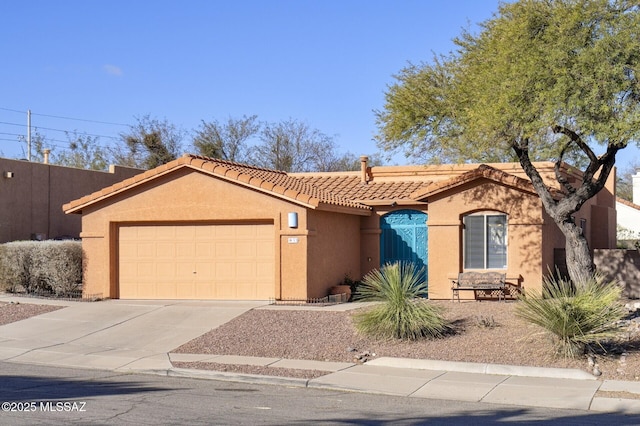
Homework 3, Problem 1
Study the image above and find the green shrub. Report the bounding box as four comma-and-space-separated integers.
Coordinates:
515, 273, 626, 358
0, 241, 82, 295
353, 262, 449, 340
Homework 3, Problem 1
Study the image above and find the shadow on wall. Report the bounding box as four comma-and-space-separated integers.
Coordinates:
594, 249, 640, 299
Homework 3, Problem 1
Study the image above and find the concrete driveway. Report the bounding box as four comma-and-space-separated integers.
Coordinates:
0, 295, 265, 372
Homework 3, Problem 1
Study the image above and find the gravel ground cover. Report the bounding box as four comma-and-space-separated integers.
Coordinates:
173, 300, 640, 384
0, 301, 62, 326
1, 298, 638, 400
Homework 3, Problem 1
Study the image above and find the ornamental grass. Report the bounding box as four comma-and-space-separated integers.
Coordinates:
515, 273, 626, 358
353, 262, 449, 340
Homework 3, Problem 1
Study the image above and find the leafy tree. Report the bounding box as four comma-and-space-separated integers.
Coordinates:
376, 0, 640, 285
55, 132, 109, 171
251, 119, 338, 172
192, 115, 260, 162
112, 115, 185, 169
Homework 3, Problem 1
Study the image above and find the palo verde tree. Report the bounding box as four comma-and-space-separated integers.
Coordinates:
376, 0, 640, 285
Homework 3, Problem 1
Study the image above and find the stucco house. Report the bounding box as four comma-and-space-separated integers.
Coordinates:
616, 170, 640, 245
0, 157, 142, 243
63, 154, 616, 301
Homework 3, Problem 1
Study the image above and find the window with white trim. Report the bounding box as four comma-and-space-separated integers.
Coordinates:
463, 212, 507, 269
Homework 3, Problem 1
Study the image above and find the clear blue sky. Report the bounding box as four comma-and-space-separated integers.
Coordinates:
1, 0, 638, 171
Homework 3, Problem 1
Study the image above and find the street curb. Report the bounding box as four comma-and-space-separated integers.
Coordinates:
590, 397, 640, 415
366, 357, 598, 380
168, 367, 310, 388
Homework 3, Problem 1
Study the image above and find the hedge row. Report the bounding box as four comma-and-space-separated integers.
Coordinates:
0, 241, 82, 295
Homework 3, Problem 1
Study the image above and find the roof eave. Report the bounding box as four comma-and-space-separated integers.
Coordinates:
315, 202, 372, 216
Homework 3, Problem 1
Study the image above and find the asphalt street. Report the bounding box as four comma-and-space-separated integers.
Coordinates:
1, 362, 638, 426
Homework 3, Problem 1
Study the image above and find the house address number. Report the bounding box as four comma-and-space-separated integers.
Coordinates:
288, 237, 299, 244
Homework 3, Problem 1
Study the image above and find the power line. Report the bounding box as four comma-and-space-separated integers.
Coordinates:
0, 121, 25, 128
0, 107, 24, 114
0, 121, 120, 141
0, 106, 130, 127
32, 112, 129, 127
30, 125, 120, 140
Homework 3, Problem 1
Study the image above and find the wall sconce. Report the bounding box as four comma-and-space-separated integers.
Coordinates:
3, 171, 14, 179
288, 212, 298, 228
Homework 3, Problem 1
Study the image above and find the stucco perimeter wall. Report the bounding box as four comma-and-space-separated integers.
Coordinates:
594, 249, 640, 299
78, 169, 311, 299
306, 209, 361, 299
426, 179, 546, 300
0, 158, 142, 243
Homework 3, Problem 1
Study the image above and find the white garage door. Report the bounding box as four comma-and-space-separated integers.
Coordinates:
118, 223, 274, 300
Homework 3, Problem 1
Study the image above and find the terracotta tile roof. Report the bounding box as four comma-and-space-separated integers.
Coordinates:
410, 164, 557, 200
64, 157, 555, 216
296, 174, 432, 203
64, 155, 371, 214
617, 197, 640, 211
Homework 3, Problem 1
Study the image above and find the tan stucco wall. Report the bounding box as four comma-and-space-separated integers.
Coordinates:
79, 168, 364, 300
306, 209, 361, 299
425, 179, 546, 299
0, 158, 141, 243
594, 249, 640, 298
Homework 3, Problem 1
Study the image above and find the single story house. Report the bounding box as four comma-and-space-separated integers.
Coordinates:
616, 169, 640, 245
63, 154, 616, 301
0, 157, 142, 243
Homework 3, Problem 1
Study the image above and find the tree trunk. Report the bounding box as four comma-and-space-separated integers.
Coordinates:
512, 136, 619, 286
558, 219, 595, 286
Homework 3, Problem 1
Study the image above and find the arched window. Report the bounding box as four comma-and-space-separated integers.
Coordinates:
463, 212, 507, 270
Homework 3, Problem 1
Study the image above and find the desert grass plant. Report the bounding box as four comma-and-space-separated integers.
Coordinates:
515, 273, 626, 358
353, 262, 449, 340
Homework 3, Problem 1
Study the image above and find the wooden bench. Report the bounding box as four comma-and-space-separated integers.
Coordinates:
451, 272, 506, 302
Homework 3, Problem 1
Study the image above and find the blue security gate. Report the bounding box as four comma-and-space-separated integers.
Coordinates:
380, 210, 428, 281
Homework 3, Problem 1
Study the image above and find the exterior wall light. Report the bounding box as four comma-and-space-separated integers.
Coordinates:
3, 171, 14, 178
288, 212, 298, 228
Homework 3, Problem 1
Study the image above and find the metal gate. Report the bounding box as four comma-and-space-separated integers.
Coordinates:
380, 210, 428, 279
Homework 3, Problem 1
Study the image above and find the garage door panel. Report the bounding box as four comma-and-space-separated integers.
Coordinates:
235, 262, 255, 279
176, 242, 195, 257
236, 241, 256, 257
156, 262, 177, 278
214, 241, 234, 257
215, 262, 234, 279
195, 242, 213, 257
156, 242, 176, 258
215, 282, 237, 299
135, 243, 156, 258
119, 224, 274, 300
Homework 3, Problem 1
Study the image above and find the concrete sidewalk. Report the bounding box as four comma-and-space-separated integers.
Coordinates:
1, 295, 639, 416
167, 353, 640, 415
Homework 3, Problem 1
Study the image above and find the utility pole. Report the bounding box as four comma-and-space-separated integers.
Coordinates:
27, 109, 32, 161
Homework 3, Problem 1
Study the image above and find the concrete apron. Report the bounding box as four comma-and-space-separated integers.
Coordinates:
0, 297, 265, 372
